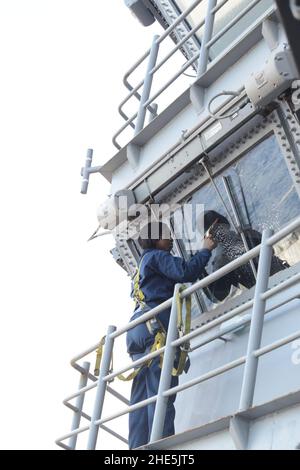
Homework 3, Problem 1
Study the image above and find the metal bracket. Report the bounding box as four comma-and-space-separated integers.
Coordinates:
229, 415, 250, 450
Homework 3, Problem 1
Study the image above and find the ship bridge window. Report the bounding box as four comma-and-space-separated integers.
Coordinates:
173, 0, 273, 59
172, 133, 300, 311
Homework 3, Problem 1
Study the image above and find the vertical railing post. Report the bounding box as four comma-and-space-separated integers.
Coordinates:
196, 0, 217, 78
238, 229, 273, 411
87, 325, 116, 450
149, 284, 181, 443
134, 35, 160, 135
69, 361, 90, 450
190, 0, 217, 112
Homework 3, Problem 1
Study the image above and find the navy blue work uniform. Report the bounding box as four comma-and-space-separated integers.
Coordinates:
126, 247, 211, 449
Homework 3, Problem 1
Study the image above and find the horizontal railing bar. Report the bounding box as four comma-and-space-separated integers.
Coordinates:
107, 386, 130, 405
262, 272, 300, 300
56, 421, 127, 446
63, 380, 129, 406
63, 382, 97, 404
104, 346, 166, 382
172, 300, 253, 347
99, 424, 128, 445
112, 111, 138, 146
97, 395, 157, 426
71, 343, 100, 370
119, 83, 157, 123
157, 0, 205, 45
119, 80, 144, 109
56, 424, 90, 443
174, 0, 228, 78
182, 246, 261, 298
206, 0, 261, 49
56, 441, 72, 451
189, 315, 251, 352
64, 401, 92, 421
118, 0, 207, 126
181, 215, 299, 300
174, 273, 300, 348
121, 0, 204, 101
110, 299, 173, 338
150, 0, 244, 78
143, 51, 200, 109
81, 411, 92, 422
151, 19, 205, 76
164, 356, 246, 397
70, 345, 129, 403
190, 294, 300, 353
254, 330, 300, 357
107, 288, 300, 391
116, 0, 272, 146
164, 327, 300, 401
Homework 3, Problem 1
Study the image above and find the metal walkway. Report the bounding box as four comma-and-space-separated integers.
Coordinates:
56, 215, 300, 450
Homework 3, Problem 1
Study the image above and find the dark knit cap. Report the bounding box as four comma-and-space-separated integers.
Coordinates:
204, 210, 230, 232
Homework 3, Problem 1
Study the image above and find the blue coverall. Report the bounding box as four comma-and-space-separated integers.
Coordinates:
126, 247, 211, 449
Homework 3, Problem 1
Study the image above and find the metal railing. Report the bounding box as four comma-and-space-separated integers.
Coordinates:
56, 214, 300, 450
113, 0, 275, 149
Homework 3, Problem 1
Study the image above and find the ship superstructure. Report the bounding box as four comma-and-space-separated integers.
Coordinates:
57, 1, 300, 450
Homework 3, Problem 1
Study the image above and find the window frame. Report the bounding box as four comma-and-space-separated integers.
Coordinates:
165, 107, 300, 314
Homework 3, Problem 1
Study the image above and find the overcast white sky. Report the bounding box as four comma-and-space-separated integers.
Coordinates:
0, 0, 162, 450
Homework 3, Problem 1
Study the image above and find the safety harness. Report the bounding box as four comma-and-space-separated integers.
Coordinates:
94, 258, 192, 380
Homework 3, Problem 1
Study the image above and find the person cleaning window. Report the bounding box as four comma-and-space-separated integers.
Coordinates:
202, 210, 290, 302
126, 221, 216, 449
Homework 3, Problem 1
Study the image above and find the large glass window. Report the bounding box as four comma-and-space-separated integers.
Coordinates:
173, 134, 300, 313
173, 0, 273, 59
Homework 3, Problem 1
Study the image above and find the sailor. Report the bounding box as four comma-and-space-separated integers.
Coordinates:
126, 221, 216, 449
202, 210, 290, 302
